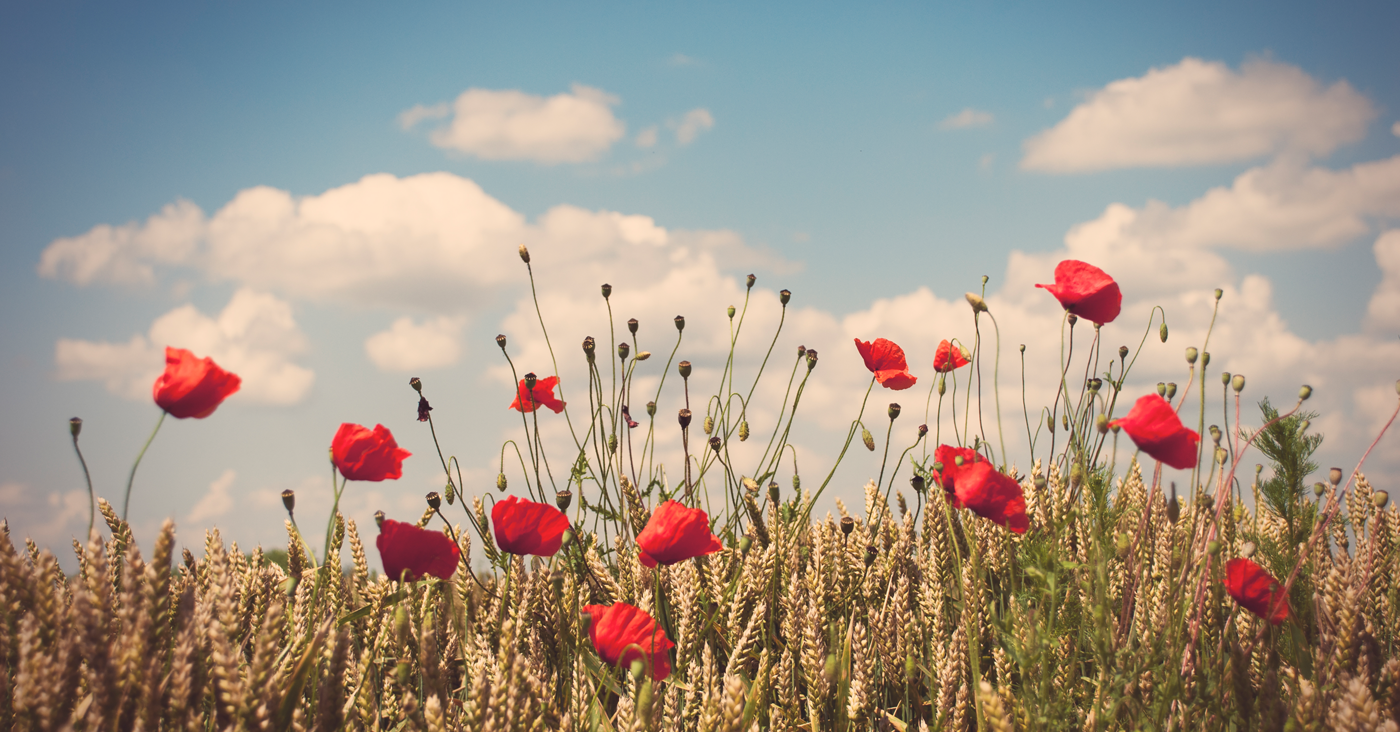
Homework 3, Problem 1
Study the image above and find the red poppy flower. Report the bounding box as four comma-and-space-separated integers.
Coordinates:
491, 495, 570, 557
854, 338, 917, 390
376, 519, 460, 582
932, 443, 986, 500
510, 375, 566, 414
152, 347, 241, 419
635, 500, 724, 568
1110, 394, 1201, 470
933, 340, 969, 373
1035, 260, 1122, 325
582, 602, 674, 681
1224, 558, 1289, 625
331, 423, 411, 481
947, 461, 1029, 534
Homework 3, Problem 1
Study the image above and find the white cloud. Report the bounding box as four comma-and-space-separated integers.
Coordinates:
408, 84, 625, 164
37, 199, 204, 286
635, 126, 659, 148
939, 108, 994, 130
365, 316, 467, 372
1022, 58, 1375, 172
187, 469, 236, 524
670, 108, 714, 145
55, 288, 314, 404
1392, 121, 1400, 138
0, 482, 92, 551
1367, 230, 1400, 332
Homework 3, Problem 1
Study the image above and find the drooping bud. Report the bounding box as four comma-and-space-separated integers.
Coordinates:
1118, 346, 1129, 361
679, 409, 692, 429
678, 360, 692, 379
410, 376, 423, 393
646, 401, 656, 417
841, 516, 855, 536
635, 351, 651, 361
862, 428, 875, 451
1207, 540, 1222, 556
426, 492, 441, 510
69, 417, 82, 437
556, 490, 573, 511
496, 334, 507, 349
1329, 467, 1343, 486
888, 403, 901, 421
281, 489, 296, 513
965, 292, 989, 313
738, 421, 750, 441
727, 305, 736, 319
703, 416, 714, 435
1186, 347, 1198, 365
1165, 382, 1177, 400
1096, 414, 1109, 434
746, 273, 756, 290
1232, 374, 1245, 393
1046, 414, 1056, 435
1160, 322, 1169, 342
601, 283, 612, 299
497, 473, 507, 491
675, 315, 685, 331
779, 289, 791, 305
709, 436, 722, 453
608, 434, 618, 454
444, 482, 455, 504
617, 343, 630, 361
1299, 384, 1312, 401
518, 244, 530, 263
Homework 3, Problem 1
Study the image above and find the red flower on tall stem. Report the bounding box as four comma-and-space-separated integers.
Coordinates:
933, 340, 969, 373
582, 602, 674, 681
932, 443, 985, 498
376, 519, 460, 581
1110, 394, 1201, 470
510, 375, 567, 413
948, 461, 1029, 534
635, 500, 724, 568
1224, 558, 1290, 625
491, 495, 570, 557
331, 423, 411, 481
1035, 260, 1122, 325
152, 347, 241, 419
854, 338, 917, 390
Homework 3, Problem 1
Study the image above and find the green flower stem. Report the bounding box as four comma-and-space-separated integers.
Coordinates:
71, 429, 95, 540
802, 376, 876, 522
121, 410, 166, 521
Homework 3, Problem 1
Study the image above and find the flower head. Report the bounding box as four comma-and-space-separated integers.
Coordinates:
932, 443, 985, 499
152, 347, 241, 419
1035, 260, 1122, 325
416, 396, 432, 422
491, 495, 570, 557
950, 462, 1029, 534
331, 423, 411, 481
933, 340, 969, 373
1224, 558, 1289, 625
510, 375, 566, 413
582, 603, 674, 681
1110, 394, 1201, 470
636, 500, 723, 568
376, 519, 460, 581
854, 338, 917, 391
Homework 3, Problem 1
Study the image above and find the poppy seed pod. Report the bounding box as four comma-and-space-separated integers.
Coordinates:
524, 372, 537, 391
965, 292, 989, 313
840, 516, 855, 536
1374, 490, 1389, 509
281, 489, 295, 513
1216, 447, 1228, 465
1329, 467, 1343, 486
1201, 352, 1210, 368
1209, 425, 1222, 445
409, 376, 423, 393
1119, 346, 1129, 360
1019, 343, 1026, 354
674, 315, 685, 331
1186, 347, 1198, 365
727, 306, 735, 319
1067, 313, 1078, 327
1214, 288, 1223, 301
1299, 384, 1313, 401
518, 244, 530, 263
743, 477, 759, 494
1062, 413, 1070, 431
1221, 371, 1231, 386
1198, 494, 1214, 511
797, 345, 806, 358
583, 336, 596, 362
911, 474, 926, 493
496, 334, 507, 350
1314, 482, 1327, 497
862, 428, 875, 451
888, 403, 901, 420
806, 349, 818, 370
746, 273, 756, 289
69, 417, 82, 437
618, 343, 630, 361
1157, 382, 1167, 397
1232, 374, 1245, 393
918, 423, 928, 437
1165, 382, 1177, 400
709, 436, 722, 453
768, 481, 780, 504
601, 283, 612, 299
426, 492, 441, 510
626, 318, 639, 336
1087, 378, 1102, 393
780, 289, 791, 305
556, 489, 573, 511
678, 409, 692, 429
646, 401, 656, 417
374, 510, 386, 528
678, 361, 691, 379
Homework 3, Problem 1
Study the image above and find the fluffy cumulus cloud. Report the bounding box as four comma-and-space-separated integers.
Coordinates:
37, 199, 204, 286
55, 288, 314, 404
1368, 230, 1400, 332
1022, 58, 1375, 172
939, 108, 994, 130
187, 469, 236, 524
365, 316, 467, 372
404, 84, 625, 164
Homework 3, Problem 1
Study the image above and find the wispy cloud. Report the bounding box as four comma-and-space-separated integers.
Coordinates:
939, 108, 995, 130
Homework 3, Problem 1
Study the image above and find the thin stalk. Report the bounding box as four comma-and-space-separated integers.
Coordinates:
121, 411, 167, 521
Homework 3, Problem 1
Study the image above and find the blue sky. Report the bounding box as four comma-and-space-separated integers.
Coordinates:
4, 1, 1399, 567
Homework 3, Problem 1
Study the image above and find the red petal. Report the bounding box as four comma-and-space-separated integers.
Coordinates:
492, 496, 570, 557
376, 519, 460, 582
1035, 260, 1122, 325
1110, 395, 1200, 470
152, 347, 241, 419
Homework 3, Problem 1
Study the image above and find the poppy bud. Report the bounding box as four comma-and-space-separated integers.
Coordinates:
618, 343, 630, 361
1207, 540, 1222, 556
1329, 467, 1343, 486
965, 292, 989, 313
918, 423, 928, 437
792, 474, 801, 491
675, 315, 685, 331
746, 273, 756, 290
561, 529, 574, 550
374, 510, 386, 528
739, 536, 752, 554
518, 244, 530, 263
1232, 374, 1245, 393
630, 658, 645, 681
1216, 447, 1228, 465
841, 516, 855, 536
862, 428, 875, 451
1067, 313, 1078, 327
1186, 347, 1198, 365
1214, 288, 1223, 301
679, 409, 692, 429
646, 401, 656, 417
768, 481, 780, 505
709, 436, 722, 453
739, 421, 750, 441
806, 349, 818, 371
635, 351, 651, 361
797, 345, 806, 357
1156, 382, 1167, 397
556, 490, 573, 511
1087, 378, 1102, 393
1240, 541, 1256, 559
938, 375, 946, 396
888, 403, 901, 421
1220, 371, 1231, 386
1165, 382, 1177, 400
426, 492, 441, 510
1118, 345, 1129, 360
911, 475, 926, 493
678, 360, 692, 379
1166, 496, 1180, 524
608, 434, 618, 454
496, 334, 507, 349
1096, 414, 1109, 434
1034, 476, 1047, 491
281, 489, 295, 513
497, 473, 507, 491
1019, 343, 1026, 354
1069, 463, 1083, 489
1046, 414, 1055, 435
583, 336, 596, 362
703, 416, 714, 435
1201, 352, 1210, 368
1299, 420, 1310, 434
1299, 384, 1312, 401
601, 283, 612, 299
780, 289, 791, 305
444, 482, 455, 504
1373, 490, 1389, 509
1209, 425, 1221, 445
864, 544, 877, 567
524, 372, 537, 391
550, 569, 566, 594
727, 306, 735, 319
1062, 413, 1070, 431
69, 417, 82, 437
742, 477, 759, 494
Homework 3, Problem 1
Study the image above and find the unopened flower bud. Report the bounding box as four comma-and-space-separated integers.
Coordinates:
779, 289, 791, 305
518, 244, 530, 263
601, 283, 612, 299
1299, 384, 1312, 401
281, 489, 295, 513
678, 360, 691, 379
727, 305, 735, 319
69, 417, 82, 437
1118, 345, 1129, 361
524, 372, 537, 391
1329, 467, 1343, 486
709, 436, 722, 453
862, 428, 875, 451
556, 490, 573, 511
1214, 288, 1223, 301
561, 529, 574, 550
617, 343, 630, 361
674, 314, 685, 331
1198, 494, 1214, 511
1373, 490, 1389, 509
841, 516, 855, 536
635, 351, 651, 361
630, 658, 645, 680
679, 409, 692, 429
1019, 344, 1026, 354
793, 474, 801, 491
608, 433, 618, 454
1240, 541, 1256, 559
1046, 414, 1055, 434
1186, 347, 1198, 365
746, 273, 756, 290
496, 473, 507, 491
1115, 533, 1131, 555
965, 292, 988, 313
888, 403, 901, 421
1165, 382, 1177, 400
739, 536, 752, 554
1033, 476, 1047, 491
738, 421, 750, 441
1166, 496, 1180, 524
937, 374, 947, 396
444, 482, 455, 504
1160, 322, 1169, 342
1232, 374, 1245, 393
824, 654, 839, 683
1062, 413, 1070, 431
426, 492, 441, 510
646, 401, 656, 417
374, 510, 386, 528
703, 415, 714, 435
409, 376, 422, 393
1096, 414, 1109, 434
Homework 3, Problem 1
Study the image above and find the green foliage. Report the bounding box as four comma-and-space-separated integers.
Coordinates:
1252, 397, 1321, 540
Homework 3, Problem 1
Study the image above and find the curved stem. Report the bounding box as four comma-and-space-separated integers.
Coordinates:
122, 411, 167, 521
